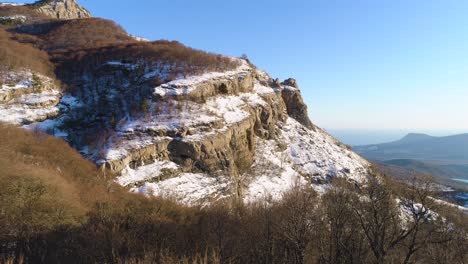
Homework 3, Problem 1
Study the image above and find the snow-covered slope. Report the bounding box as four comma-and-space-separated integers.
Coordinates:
0, 61, 370, 206
244, 118, 368, 202
97, 63, 368, 205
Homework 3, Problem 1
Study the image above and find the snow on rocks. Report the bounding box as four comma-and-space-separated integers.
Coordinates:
0, 71, 34, 102
0, 15, 27, 23
0, 103, 60, 125
129, 34, 150, 42
243, 136, 307, 202
205, 95, 250, 124
282, 118, 369, 183
0, 71, 62, 125
117, 160, 180, 187
69, 61, 370, 205
16, 90, 60, 107
243, 117, 369, 203
135, 173, 230, 206
121, 117, 369, 205
101, 90, 265, 162
154, 59, 249, 97
0, 2, 25, 6
105, 61, 139, 69
253, 81, 275, 95
21, 93, 82, 138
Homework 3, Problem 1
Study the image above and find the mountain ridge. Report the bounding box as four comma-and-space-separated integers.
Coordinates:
354, 132, 468, 165
0, 0, 370, 204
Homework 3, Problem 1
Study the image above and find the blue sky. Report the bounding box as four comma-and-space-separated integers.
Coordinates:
16, 0, 468, 131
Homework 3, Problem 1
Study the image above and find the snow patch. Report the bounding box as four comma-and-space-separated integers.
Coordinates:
205, 95, 249, 124
129, 34, 149, 42
135, 173, 230, 206
0, 104, 59, 125
282, 118, 369, 183
243, 118, 369, 203
0, 2, 25, 6
117, 160, 179, 187
0, 14, 26, 23
253, 81, 275, 95
154, 59, 248, 97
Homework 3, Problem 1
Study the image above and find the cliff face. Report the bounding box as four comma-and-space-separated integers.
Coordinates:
33, 0, 91, 19
0, 59, 369, 205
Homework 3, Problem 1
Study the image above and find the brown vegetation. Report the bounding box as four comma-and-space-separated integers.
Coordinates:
0, 124, 466, 264
4, 17, 239, 92
0, 28, 52, 76
33, 18, 133, 52
54, 40, 240, 84
0, 5, 50, 23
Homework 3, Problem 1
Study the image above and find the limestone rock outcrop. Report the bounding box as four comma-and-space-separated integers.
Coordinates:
281, 78, 315, 130
33, 0, 91, 19
0, 71, 62, 125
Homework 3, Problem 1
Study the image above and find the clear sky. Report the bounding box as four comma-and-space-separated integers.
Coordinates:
15, 0, 468, 131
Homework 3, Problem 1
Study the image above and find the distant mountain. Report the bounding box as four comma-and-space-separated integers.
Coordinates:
354, 133, 468, 165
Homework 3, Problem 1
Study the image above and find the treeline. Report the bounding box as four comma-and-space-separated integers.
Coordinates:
0, 125, 467, 264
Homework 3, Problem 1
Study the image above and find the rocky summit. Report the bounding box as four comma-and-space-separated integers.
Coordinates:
33, 0, 91, 19
0, 0, 370, 205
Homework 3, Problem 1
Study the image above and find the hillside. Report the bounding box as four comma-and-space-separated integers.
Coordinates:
1, 124, 466, 263
0, 0, 369, 205
375, 159, 468, 190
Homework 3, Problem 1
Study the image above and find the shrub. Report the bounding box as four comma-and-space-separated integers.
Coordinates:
10, 18, 133, 52
31, 73, 43, 90
55, 40, 240, 89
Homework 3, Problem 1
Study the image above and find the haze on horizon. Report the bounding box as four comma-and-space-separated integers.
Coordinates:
13, 0, 468, 132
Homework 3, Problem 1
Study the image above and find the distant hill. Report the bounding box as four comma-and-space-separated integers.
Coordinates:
354, 133, 468, 165
374, 159, 468, 191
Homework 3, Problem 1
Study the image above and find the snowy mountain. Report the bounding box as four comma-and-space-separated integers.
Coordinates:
0, 0, 370, 205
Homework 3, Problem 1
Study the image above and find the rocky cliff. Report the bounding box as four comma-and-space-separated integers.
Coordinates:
32, 0, 91, 19
0, 1, 370, 205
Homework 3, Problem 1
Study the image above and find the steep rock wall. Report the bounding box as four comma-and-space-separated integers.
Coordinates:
100, 66, 289, 178
281, 78, 315, 130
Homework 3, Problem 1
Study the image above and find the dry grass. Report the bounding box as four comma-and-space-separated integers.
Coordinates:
0, 28, 52, 75
0, 123, 108, 206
